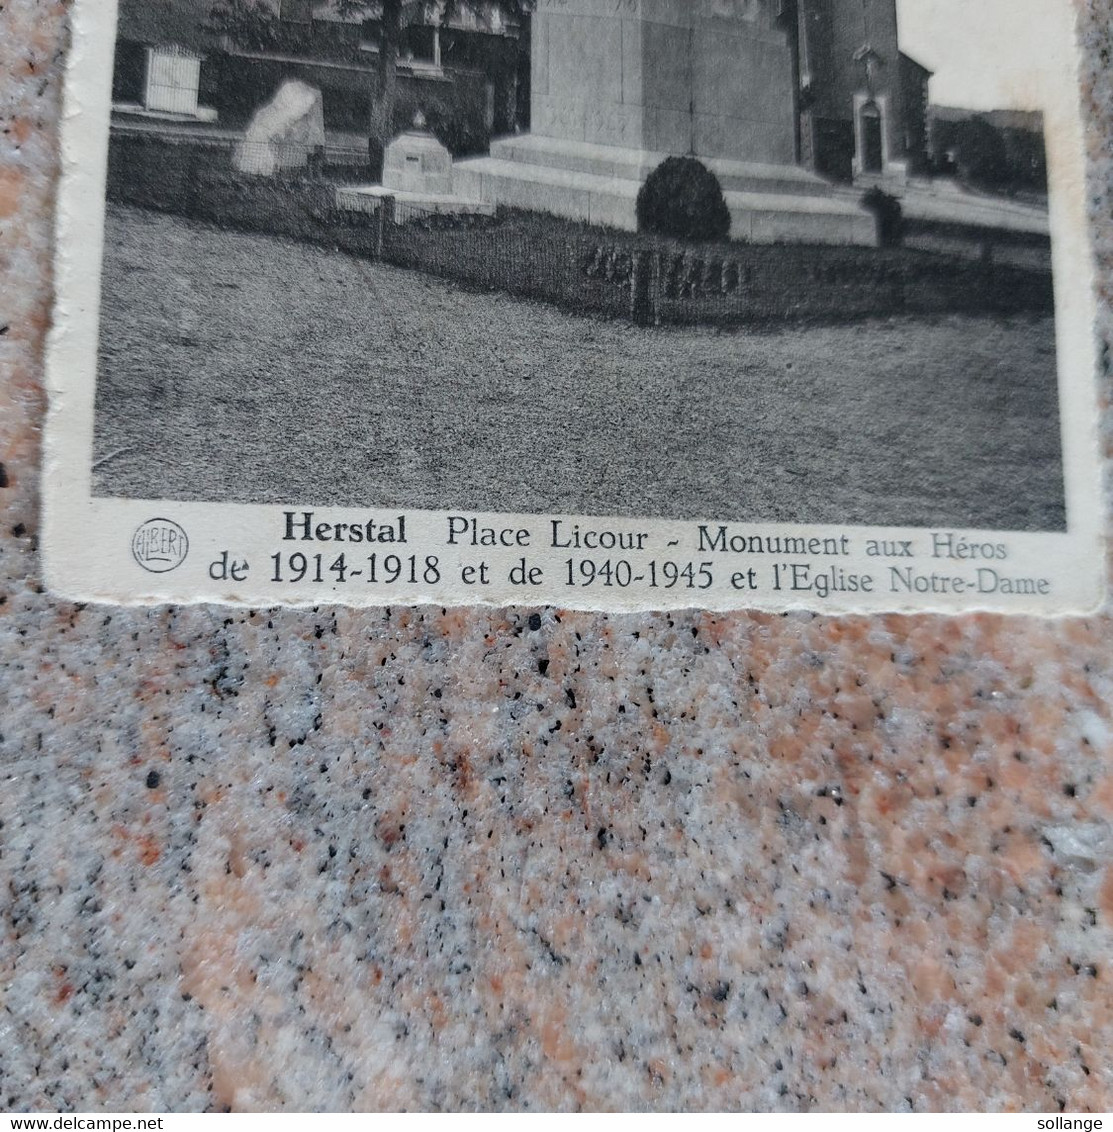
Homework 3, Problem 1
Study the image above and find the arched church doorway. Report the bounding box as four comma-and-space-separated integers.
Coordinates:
860, 100, 884, 173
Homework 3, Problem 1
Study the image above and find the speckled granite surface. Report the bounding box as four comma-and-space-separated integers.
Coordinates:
3, 0, 1113, 1112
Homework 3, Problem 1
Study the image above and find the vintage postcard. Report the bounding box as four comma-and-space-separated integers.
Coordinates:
44, 0, 1103, 613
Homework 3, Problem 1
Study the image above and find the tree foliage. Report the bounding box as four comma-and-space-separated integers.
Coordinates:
328, 0, 533, 161
207, 0, 279, 49
949, 117, 1011, 191
211, 0, 534, 163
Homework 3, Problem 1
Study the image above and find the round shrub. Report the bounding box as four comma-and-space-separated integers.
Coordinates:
861, 186, 903, 247
636, 156, 731, 242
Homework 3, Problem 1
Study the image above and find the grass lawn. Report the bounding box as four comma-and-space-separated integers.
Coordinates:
93, 205, 1066, 531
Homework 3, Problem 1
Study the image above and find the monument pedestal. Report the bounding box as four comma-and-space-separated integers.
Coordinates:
335, 116, 495, 221
453, 136, 876, 245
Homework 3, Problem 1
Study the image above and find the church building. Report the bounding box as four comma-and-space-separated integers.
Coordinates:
793, 0, 932, 183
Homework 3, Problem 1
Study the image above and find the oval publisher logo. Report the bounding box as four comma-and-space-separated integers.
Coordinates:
132, 518, 189, 573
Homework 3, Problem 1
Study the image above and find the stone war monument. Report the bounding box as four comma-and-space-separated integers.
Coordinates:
234, 80, 325, 177
452, 0, 874, 244
533, 0, 797, 163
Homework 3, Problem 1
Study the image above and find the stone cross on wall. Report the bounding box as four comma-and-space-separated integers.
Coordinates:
530, 0, 798, 164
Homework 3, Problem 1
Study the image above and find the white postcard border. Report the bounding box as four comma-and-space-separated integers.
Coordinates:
42, 0, 1106, 616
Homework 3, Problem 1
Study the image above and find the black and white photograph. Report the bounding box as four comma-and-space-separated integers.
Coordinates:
89, 0, 1066, 534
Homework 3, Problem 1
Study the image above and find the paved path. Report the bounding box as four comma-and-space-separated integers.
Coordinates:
93, 206, 1066, 531
837, 178, 1050, 236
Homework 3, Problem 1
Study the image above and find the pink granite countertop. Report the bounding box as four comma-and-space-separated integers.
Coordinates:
2, 0, 1113, 1112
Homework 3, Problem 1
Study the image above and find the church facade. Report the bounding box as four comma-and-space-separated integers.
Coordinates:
793, 0, 932, 183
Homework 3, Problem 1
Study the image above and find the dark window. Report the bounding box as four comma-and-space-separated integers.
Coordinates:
112, 39, 146, 104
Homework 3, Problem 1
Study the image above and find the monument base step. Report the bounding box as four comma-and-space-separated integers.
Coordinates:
452, 154, 877, 246
487, 134, 835, 197
335, 184, 496, 221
